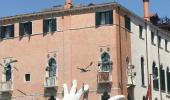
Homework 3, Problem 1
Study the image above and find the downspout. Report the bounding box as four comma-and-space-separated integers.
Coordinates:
156, 30, 162, 100
118, 6, 123, 94
144, 22, 150, 99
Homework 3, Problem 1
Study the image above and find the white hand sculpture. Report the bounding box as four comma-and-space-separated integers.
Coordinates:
57, 80, 89, 100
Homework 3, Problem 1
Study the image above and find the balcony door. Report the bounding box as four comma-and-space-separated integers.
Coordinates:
5, 64, 12, 81
48, 58, 57, 77
101, 52, 111, 72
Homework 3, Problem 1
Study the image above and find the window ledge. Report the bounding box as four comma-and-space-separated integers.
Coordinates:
139, 36, 145, 40
152, 43, 156, 46
165, 49, 169, 53
95, 24, 113, 28
153, 88, 159, 91
141, 85, 147, 88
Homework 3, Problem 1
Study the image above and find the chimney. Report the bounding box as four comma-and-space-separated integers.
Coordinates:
143, 0, 150, 21
65, 0, 73, 9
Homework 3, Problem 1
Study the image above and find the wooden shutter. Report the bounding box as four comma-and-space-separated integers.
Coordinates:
1, 26, 5, 38
10, 25, 14, 37
19, 23, 24, 36
43, 19, 48, 33
0, 26, 1, 39
109, 10, 113, 24
52, 18, 56, 32
95, 12, 100, 26
28, 22, 32, 35
125, 15, 131, 31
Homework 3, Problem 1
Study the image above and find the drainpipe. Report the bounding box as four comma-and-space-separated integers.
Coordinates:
145, 22, 150, 100
118, 6, 123, 94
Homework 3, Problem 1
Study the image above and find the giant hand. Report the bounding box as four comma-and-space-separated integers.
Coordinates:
57, 80, 89, 100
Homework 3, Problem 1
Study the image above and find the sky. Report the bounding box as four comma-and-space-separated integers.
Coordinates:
0, 0, 169, 18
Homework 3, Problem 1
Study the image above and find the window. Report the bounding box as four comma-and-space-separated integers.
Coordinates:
5, 64, 12, 81
101, 52, 112, 72
165, 40, 168, 51
141, 57, 145, 86
0, 25, 14, 39
152, 62, 159, 90
48, 58, 57, 77
167, 68, 170, 93
151, 31, 155, 44
158, 36, 162, 48
125, 15, 131, 31
160, 66, 166, 91
25, 74, 31, 82
139, 25, 143, 39
19, 22, 32, 36
95, 10, 113, 26
43, 18, 56, 33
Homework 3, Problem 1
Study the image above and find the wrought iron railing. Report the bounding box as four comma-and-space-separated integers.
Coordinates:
97, 71, 112, 83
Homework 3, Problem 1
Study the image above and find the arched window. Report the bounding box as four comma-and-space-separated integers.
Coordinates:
160, 66, 165, 91
152, 62, 159, 90
5, 64, 12, 81
101, 52, 111, 72
48, 58, 57, 77
141, 57, 145, 86
167, 67, 170, 92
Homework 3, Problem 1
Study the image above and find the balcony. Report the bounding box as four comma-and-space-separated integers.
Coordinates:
0, 81, 13, 92
44, 76, 58, 88
97, 71, 112, 84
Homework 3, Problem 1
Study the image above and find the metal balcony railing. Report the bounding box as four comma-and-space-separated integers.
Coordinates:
44, 76, 58, 88
97, 71, 112, 84
0, 81, 13, 92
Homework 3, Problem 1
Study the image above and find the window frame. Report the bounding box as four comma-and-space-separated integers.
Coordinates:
24, 73, 31, 82
0, 24, 14, 39
139, 25, 144, 39
19, 21, 32, 37
95, 10, 113, 26
43, 18, 57, 33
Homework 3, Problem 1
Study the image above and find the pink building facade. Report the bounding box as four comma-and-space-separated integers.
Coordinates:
0, 2, 132, 100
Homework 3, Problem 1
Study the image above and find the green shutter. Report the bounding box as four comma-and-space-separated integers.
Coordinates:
19, 23, 24, 36
109, 10, 113, 24
43, 19, 48, 33
52, 18, 56, 32
28, 22, 32, 35
96, 12, 100, 26
10, 25, 14, 37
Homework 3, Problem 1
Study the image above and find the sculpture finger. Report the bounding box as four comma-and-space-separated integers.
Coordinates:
70, 80, 77, 95
63, 84, 69, 96
75, 84, 89, 99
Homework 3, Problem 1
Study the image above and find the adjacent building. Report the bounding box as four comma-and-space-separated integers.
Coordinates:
0, 0, 169, 100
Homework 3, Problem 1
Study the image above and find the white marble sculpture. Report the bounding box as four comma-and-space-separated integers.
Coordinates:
57, 80, 89, 100
57, 80, 125, 100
